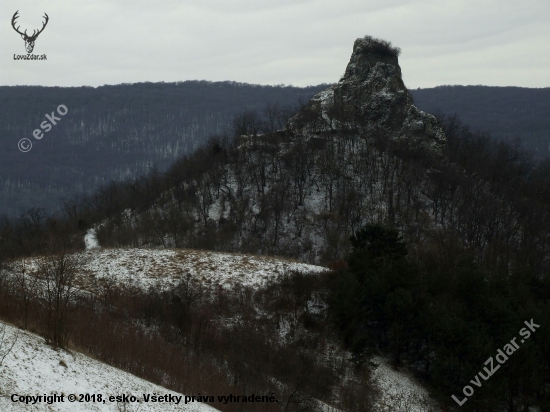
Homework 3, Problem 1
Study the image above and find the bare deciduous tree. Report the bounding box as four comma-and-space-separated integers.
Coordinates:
0, 324, 18, 367
9, 260, 38, 330
37, 252, 83, 348
0, 322, 19, 398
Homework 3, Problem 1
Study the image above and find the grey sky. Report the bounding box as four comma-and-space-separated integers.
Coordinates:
1, 0, 549, 88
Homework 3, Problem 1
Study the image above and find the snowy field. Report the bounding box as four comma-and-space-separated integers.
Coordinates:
0, 322, 218, 412
19, 247, 328, 294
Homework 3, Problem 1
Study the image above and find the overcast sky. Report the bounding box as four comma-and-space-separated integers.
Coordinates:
1, 0, 549, 89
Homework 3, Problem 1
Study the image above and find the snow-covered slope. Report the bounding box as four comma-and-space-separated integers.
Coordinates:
21, 248, 328, 293
0, 322, 218, 412
372, 356, 438, 411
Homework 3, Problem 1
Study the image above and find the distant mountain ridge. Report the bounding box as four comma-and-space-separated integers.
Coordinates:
1, 80, 549, 216
410, 85, 550, 157
0, 81, 328, 215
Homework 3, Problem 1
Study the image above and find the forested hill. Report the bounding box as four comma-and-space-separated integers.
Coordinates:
1, 81, 549, 217
410, 85, 550, 157
0, 81, 328, 216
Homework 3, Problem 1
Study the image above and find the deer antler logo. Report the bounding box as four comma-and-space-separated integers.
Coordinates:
11, 11, 49, 54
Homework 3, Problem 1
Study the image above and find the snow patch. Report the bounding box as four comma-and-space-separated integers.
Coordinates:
372, 356, 438, 412
84, 229, 100, 250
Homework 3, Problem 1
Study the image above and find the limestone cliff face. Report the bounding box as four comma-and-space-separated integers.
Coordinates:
293, 36, 445, 152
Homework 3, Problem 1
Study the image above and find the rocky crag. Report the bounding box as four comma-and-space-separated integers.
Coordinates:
293, 35, 445, 153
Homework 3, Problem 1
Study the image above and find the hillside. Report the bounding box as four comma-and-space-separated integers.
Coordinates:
410, 85, 550, 158
57, 37, 549, 267
1, 247, 439, 412
2, 82, 550, 217
21, 245, 329, 293
0, 322, 218, 412
0, 82, 327, 215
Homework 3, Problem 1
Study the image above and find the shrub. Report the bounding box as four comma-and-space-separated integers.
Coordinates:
358, 35, 401, 57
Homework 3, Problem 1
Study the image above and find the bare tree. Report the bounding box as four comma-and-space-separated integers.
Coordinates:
282, 351, 316, 412
232, 110, 263, 138
0, 324, 18, 367
0, 260, 6, 301
37, 252, 83, 348
0, 322, 19, 398
10, 260, 38, 329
